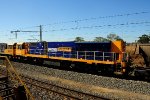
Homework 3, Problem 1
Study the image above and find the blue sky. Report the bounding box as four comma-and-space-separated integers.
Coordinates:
0, 0, 150, 43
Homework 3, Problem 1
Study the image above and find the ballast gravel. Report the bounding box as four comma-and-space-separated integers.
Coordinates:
11, 62, 150, 100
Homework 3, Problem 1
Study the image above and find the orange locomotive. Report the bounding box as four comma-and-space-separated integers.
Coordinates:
1, 40, 128, 75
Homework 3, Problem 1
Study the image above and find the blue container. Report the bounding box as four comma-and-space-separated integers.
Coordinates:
47, 42, 76, 57
75, 42, 111, 52
28, 42, 45, 55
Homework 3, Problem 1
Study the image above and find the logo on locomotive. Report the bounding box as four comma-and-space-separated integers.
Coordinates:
48, 47, 72, 52
57, 47, 72, 52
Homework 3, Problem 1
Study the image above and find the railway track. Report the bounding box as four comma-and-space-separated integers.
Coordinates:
15, 60, 150, 82
0, 62, 150, 100
21, 75, 109, 100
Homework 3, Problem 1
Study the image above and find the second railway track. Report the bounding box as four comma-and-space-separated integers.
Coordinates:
21, 75, 108, 100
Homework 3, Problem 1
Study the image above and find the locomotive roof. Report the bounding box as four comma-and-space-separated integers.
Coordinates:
0, 43, 7, 45
23, 41, 112, 44
26, 41, 75, 43
75, 41, 111, 43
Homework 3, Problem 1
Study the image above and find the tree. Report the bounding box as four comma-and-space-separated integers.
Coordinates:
74, 37, 84, 42
107, 33, 123, 41
93, 37, 109, 42
138, 34, 150, 43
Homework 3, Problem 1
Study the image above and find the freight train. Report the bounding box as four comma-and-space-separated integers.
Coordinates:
0, 41, 128, 75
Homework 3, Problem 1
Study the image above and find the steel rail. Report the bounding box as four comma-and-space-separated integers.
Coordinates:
21, 75, 109, 100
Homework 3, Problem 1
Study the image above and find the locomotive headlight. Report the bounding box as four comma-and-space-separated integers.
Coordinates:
122, 69, 126, 73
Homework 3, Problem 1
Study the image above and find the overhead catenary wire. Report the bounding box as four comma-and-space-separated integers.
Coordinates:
7, 11, 149, 30
43, 11, 148, 26
47, 21, 150, 32
0, 11, 149, 42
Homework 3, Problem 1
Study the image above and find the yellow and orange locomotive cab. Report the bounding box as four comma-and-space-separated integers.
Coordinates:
111, 40, 127, 74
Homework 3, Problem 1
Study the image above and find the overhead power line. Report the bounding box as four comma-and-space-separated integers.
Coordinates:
6, 11, 149, 42
44, 11, 148, 26
11, 11, 148, 30
48, 21, 150, 32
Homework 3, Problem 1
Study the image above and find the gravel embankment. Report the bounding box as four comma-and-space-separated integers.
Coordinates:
12, 62, 150, 96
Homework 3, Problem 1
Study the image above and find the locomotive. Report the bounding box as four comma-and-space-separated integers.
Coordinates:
0, 40, 128, 75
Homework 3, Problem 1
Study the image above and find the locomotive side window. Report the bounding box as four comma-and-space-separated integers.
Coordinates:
22, 43, 25, 49
17, 45, 22, 50
116, 53, 119, 60
8, 45, 13, 49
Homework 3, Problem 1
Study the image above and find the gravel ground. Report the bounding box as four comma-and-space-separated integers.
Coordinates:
12, 62, 150, 96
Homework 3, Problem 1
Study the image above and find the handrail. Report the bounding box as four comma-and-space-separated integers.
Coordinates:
27, 49, 127, 62
0, 56, 34, 100
48, 51, 119, 61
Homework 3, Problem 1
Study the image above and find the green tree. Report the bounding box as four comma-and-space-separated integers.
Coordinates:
107, 33, 123, 41
138, 34, 150, 43
93, 37, 109, 42
74, 37, 84, 42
